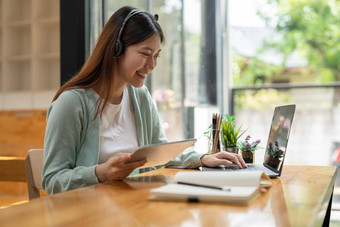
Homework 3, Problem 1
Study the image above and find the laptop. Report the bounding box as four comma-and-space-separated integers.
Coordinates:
200, 104, 296, 178
125, 139, 197, 169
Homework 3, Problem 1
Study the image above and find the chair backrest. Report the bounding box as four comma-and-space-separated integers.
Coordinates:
25, 149, 44, 200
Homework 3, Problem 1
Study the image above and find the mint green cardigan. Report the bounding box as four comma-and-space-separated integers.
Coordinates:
42, 85, 203, 194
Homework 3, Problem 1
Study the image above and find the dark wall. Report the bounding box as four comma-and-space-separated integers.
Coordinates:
60, 0, 86, 85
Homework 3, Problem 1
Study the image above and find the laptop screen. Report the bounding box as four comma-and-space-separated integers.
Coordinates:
263, 105, 296, 172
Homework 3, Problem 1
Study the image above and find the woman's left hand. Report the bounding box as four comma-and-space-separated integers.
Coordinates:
200, 151, 247, 169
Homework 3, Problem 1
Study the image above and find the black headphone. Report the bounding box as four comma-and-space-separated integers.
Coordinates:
113, 9, 141, 57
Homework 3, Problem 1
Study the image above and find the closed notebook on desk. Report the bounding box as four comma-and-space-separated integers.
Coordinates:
149, 171, 271, 204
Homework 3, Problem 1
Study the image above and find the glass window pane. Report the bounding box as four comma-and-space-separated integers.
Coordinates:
149, 0, 222, 141
150, 0, 184, 140
230, 0, 340, 86
104, 0, 146, 21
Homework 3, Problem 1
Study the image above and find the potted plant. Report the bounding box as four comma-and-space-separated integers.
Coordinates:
221, 114, 247, 153
238, 135, 261, 163
265, 141, 284, 169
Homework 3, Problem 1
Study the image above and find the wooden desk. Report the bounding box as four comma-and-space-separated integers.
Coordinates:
0, 165, 336, 227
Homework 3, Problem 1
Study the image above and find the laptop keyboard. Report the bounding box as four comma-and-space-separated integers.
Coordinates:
223, 165, 263, 171
228, 164, 277, 175
247, 165, 269, 171
201, 164, 277, 175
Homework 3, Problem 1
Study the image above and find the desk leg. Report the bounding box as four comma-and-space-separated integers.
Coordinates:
323, 187, 334, 227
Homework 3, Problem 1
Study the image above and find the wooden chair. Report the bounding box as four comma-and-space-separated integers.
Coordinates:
25, 149, 44, 200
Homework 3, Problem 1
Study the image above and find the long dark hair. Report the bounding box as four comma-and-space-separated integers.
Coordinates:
53, 6, 164, 117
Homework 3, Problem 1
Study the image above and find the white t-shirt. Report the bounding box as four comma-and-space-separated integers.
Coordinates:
94, 87, 138, 164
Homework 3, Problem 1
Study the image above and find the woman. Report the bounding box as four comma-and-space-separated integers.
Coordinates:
43, 6, 246, 194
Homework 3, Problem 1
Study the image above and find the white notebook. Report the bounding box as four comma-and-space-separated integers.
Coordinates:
149, 171, 271, 204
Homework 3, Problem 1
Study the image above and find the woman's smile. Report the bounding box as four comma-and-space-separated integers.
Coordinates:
136, 71, 148, 79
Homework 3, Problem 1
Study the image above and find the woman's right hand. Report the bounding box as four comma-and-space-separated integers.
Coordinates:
200, 151, 247, 169
95, 153, 147, 183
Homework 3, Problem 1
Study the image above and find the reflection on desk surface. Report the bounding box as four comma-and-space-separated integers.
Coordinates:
126, 174, 172, 183
122, 175, 172, 189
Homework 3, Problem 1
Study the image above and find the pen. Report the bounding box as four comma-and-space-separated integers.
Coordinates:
177, 181, 231, 192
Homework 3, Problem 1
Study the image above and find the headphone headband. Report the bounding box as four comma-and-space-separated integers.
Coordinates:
114, 9, 141, 57
116, 9, 141, 42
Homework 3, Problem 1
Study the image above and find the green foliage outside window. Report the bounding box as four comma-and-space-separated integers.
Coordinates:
234, 0, 340, 86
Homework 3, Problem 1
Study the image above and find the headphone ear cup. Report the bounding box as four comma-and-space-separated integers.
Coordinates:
114, 39, 123, 57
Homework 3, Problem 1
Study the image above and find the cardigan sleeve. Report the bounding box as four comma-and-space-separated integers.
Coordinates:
165, 149, 205, 169
42, 90, 99, 195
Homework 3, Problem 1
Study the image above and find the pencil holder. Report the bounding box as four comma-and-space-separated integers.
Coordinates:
208, 125, 223, 154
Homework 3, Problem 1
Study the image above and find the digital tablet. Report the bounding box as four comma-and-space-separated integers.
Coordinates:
126, 139, 197, 169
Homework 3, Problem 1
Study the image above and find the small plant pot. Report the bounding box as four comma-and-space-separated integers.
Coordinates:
226, 147, 238, 154
241, 151, 254, 164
